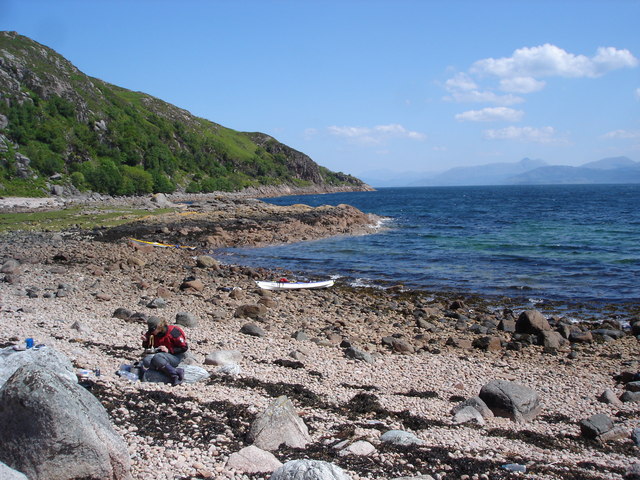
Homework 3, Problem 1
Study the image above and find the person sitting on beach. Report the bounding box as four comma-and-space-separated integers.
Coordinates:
141, 317, 188, 386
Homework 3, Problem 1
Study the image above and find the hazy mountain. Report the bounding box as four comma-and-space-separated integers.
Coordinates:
581, 156, 639, 170
507, 158, 640, 184
361, 157, 639, 188
410, 157, 547, 186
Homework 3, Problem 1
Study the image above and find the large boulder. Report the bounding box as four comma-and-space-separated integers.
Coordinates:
0, 346, 76, 389
0, 363, 132, 480
479, 380, 541, 423
227, 445, 282, 473
270, 460, 351, 480
515, 310, 551, 335
248, 396, 311, 451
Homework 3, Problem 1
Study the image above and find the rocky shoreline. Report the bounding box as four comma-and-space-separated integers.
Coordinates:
0, 194, 639, 480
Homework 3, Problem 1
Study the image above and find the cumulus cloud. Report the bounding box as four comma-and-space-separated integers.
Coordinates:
327, 124, 426, 144
444, 89, 524, 105
471, 44, 638, 79
601, 129, 640, 139
483, 126, 565, 144
499, 76, 546, 93
455, 107, 524, 122
443, 44, 638, 104
445, 72, 478, 92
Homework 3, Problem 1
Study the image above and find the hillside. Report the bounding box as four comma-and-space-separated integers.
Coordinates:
0, 31, 370, 197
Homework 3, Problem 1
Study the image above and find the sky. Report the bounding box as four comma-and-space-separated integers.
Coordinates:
1, 0, 639, 178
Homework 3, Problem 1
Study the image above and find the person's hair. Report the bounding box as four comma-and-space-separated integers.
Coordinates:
147, 317, 169, 332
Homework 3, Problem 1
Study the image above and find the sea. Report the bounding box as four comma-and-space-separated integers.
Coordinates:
215, 184, 640, 320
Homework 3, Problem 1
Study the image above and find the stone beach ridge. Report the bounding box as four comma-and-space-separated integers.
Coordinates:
0, 193, 639, 480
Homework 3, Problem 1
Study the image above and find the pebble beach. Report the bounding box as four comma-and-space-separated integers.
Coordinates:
1, 194, 639, 480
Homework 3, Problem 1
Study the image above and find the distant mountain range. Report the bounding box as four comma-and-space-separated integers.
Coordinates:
359, 157, 640, 187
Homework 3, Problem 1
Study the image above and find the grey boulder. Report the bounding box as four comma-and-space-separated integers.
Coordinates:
479, 379, 541, 423
380, 430, 424, 446
270, 459, 351, 480
0, 346, 76, 389
0, 363, 132, 480
248, 395, 311, 451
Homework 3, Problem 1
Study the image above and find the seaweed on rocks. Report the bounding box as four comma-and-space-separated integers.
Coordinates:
208, 375, 332, 410
92, 383, 253, 452
397, 388, 440, 399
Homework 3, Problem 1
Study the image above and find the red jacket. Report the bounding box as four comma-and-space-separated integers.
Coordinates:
143, 325, 188, 354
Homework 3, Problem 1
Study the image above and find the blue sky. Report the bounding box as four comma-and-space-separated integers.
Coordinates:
1, 0, 638, 177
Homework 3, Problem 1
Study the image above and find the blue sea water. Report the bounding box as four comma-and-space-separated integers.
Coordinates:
217, 185, 640, 318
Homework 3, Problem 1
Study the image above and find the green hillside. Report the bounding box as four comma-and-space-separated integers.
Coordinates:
0, 31, 368, 197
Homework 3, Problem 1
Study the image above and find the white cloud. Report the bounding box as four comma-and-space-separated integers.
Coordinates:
443, 90, 524, 106
484, 126, 565, 144
601, 129, 640, 139
471, 44, 638, 79
327, 124, 426, 144
444, 44, 638, 104
499, 76, 546, 93
445, 72, 477, 92
455, 107, 524, 122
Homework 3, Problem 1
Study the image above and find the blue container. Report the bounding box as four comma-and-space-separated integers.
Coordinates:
25, 338, 34, 349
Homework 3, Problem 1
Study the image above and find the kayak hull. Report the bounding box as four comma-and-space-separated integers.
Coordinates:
255, 280, 335, 290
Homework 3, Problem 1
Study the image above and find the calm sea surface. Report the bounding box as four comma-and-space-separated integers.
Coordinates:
216, 185, 640, 318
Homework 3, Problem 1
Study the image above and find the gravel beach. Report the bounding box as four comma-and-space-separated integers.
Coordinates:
0, 195, 639, 480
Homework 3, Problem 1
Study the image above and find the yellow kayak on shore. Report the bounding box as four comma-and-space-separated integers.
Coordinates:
129, 238, 197, 250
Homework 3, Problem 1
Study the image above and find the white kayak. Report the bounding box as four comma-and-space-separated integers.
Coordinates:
255, 279, 335, 290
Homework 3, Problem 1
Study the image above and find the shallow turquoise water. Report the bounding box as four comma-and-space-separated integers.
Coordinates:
217, 184, 640, 317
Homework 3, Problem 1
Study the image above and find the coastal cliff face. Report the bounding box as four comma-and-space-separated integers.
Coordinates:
0, 31, 372, 197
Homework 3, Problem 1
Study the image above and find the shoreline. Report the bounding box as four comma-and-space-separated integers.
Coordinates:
1, 194, 639, 479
